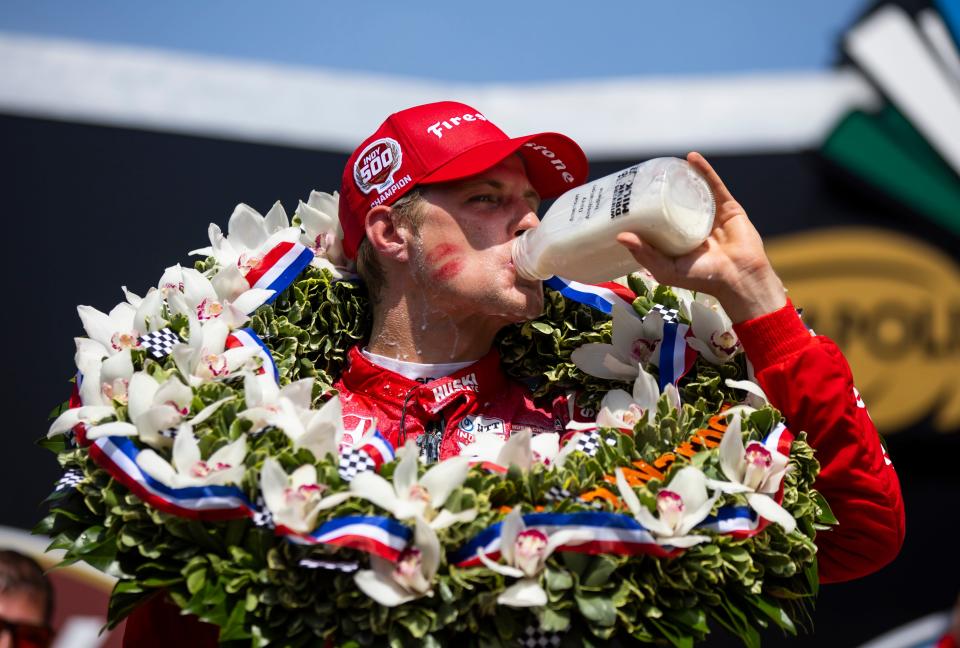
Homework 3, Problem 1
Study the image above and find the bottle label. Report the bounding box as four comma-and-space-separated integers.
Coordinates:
610, 165, 639, 219
568, 183, 605, 223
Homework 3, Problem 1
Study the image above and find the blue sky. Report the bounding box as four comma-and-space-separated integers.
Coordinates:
0, 0, 872, 81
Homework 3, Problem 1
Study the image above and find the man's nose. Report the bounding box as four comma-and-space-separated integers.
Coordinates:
512, 207, 540, 237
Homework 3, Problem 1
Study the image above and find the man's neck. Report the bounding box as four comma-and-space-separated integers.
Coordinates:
365, 291, 503, 363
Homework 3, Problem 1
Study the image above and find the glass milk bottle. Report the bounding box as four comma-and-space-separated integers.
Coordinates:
512, 158, 715, 285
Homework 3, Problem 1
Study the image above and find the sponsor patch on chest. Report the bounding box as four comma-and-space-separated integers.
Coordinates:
432, 373, 479, 403
458, 414, 506, 438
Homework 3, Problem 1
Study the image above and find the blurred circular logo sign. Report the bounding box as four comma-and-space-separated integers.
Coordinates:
767, 226, 960, 434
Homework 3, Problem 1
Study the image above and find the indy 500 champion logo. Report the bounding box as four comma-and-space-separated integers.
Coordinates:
354, 137, 403, 195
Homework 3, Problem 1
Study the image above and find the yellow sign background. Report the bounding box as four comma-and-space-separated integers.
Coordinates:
766, 227, 960, 435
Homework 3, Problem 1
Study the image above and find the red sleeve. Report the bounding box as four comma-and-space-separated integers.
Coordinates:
122, 592, 219, 648
733, 301, 905, 584
938, 635, 960, 648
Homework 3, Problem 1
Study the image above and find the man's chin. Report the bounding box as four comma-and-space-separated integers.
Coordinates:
512, 285, 545, 323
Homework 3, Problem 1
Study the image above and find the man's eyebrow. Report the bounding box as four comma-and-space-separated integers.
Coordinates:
458, 179, 504, 191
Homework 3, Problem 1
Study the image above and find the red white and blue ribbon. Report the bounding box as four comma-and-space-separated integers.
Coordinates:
282, 515, 412, 562
225, 327, 280, 384
765, 422, 793, 456
451, 511, 678, 567
657, 321, 697, 391
695, 505, 761, 537
87, 436, 257, 521
87, 432, 412, 559
358, 430, 396, 468
544, 277, 634, 315
244, 241, 314, 303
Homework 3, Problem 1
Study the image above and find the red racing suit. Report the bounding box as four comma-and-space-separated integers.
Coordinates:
334, 346, 570, 462
122, 302, 905, 645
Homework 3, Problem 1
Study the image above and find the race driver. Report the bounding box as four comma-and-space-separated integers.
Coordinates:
332, 100, 904, 584
122, 100, 905, 645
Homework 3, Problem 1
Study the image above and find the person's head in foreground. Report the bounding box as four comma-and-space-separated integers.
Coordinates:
338, 101, 589, 362
0, 551, 53, 648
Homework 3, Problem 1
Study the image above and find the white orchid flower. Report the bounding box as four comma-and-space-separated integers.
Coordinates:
76, 343, 133, 405
296, 191, 352, 278
190, 202, 302, 271
571, 302, 667, 380
457, 433, 508, 464
477, 507, 591, 608
77, 285, 169, 358
48, 347, 135, 438
459, 429, 560, 469
239, 375, 349, 461
120, 373, 198, 447
135, 426, 246, 489
260, 458, 350, 533
350, 441, 476, 530
354, 517, 440, 607
172, 316, 261, 387
707, 413, 796, 533
47, 404, 117, 439
239, 373, 311, 434
616, 466, 718, 548
163, 264, 274, 326
599, 364, 663, 432
528, 432, 560, 467
76, 302, 140, 357
565, 365, 677, 439
295, 396, 362, 461
722, 378, 770, 420
686, 294, 741, 365
121, 286, 166, 333
84, 372, 233, 449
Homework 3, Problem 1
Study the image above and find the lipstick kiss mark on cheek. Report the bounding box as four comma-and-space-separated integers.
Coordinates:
433, 260, 464, 281
425, 243, 460, 265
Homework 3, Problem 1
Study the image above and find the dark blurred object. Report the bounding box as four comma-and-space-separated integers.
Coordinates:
0, 550, 53, 648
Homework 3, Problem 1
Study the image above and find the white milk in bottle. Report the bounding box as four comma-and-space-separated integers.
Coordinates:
512, 158, 715, 285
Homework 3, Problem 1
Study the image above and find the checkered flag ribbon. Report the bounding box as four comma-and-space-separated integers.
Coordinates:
298, 558, 359, 573
55, 468, 84, 492
545, 486, 572, 503
251, 497, 275, 529
251, 509, 274, 529
248, 424, 276, 440
573, 429, 601, 456
648, 303, 680, 324
138, 328, 181, 359
338, 447, 377, 482
545, 485, 605, 509
520, 625, 563, 647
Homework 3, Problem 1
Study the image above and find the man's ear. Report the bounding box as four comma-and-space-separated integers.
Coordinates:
365, 205, 413, 262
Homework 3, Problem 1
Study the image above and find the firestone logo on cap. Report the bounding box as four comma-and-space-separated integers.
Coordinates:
353, 137, 403, 195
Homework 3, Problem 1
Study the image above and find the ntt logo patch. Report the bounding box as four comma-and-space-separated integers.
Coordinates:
354, 137, 403, 195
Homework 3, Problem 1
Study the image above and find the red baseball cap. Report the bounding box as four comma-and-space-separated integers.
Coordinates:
338, 100, 589, 259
